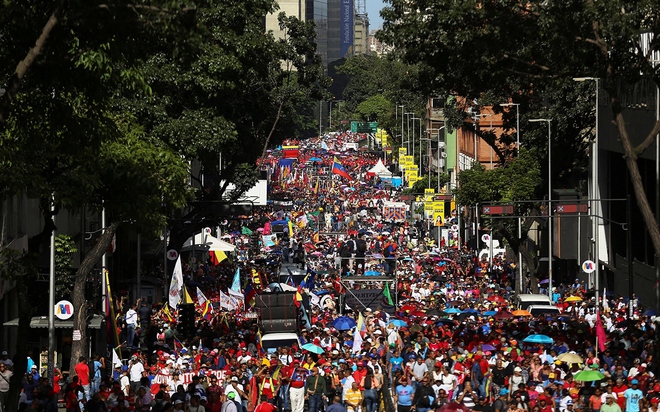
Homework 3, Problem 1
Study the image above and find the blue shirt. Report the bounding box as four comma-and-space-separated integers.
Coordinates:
326, 403, 347, 412
624, 388, 643, 412
390, 357, 404, 372
396, 385, 414, 406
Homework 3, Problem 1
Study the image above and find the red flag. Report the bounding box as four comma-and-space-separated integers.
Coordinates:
595, 311, 607, 352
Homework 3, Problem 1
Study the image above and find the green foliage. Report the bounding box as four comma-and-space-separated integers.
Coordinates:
54, 234, 78, 300
336, 54, 427, 139
455, 149, 541, 208
403, 174, 450, 194
354, 95, 392, 122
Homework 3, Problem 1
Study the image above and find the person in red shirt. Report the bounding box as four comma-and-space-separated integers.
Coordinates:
352, 362, 368, 389
612, 378, 628, 410
537, 396, 554, 412
254, 395, 277, 412
74, 356, 91, 401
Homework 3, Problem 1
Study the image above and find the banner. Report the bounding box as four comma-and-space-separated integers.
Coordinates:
152, 370, 226, 387
340, 0, 354, 57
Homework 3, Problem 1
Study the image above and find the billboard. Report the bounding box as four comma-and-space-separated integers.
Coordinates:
341, 0, 354, 57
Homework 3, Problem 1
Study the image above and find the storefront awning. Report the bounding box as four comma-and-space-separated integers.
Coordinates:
3, 314, 104, 329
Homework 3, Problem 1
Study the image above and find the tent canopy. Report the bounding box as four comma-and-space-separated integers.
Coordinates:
3, 314, 104, 329
367, 159, 392, 177
182, 233, 236, 252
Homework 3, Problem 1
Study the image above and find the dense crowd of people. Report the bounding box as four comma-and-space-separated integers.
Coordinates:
2, 133, 659, 412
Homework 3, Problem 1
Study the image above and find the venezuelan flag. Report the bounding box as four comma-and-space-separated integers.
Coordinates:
332, 157, 352, 180
244, 284, 257, 307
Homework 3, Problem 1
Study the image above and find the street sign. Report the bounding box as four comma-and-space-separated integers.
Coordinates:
481, 234, 491, 243
555, 203, 589, 214
481, 205, 514, 215
167, 250, 179, 261
582, 260, 596, 274
434, 195, 453, 201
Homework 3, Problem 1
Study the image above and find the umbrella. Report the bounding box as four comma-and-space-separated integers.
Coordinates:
471, 344, 496, 352
573, 370, 605, 381
494, 311, 514, 319
410, 324, 423, 333
644, 309, 657, 316
438, 403, 471, 412
557, 353, 584, 364
482, 311, 497, 316
512, 309, 532, 317
523, 334, 554, 345
332, 316, 357, 331
389, 319, 408, 328
401, 305, 417, 312
302, 343, 324, 354
539, 279, 550, 284
564, 296, 583, 302
462, 308, 479, 314
435, 319, 458, 327
409, 310, 427, 318
487, 296, 506, 303
426, 309, 442, 316
448, 300, 464, 307
445, 308, 462, 314
364, 270, 380, 276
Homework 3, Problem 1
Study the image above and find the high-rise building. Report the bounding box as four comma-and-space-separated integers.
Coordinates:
307, 0, 329, 66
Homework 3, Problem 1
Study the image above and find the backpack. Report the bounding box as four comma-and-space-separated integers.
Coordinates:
364, 376, 372, 390
357, 239, 367, 253
494, 398, 507, 412
383, 244, 393, 258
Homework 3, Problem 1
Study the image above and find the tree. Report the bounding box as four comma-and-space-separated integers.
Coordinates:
336, 54, 427, 142
455, 150, 541, 283
0, 2, 196, 404
116, 6, 329, 262
379, 0, 660, 260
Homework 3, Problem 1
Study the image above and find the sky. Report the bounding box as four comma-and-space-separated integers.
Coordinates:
366, 0, 386, 30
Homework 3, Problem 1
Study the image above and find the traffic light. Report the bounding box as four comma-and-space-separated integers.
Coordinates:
177, 304, 196, 339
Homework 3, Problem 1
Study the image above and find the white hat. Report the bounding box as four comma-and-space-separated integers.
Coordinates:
514, 367, 522, 372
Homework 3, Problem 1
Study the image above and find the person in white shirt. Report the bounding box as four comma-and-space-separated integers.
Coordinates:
125, 304, 139, 349
128, 356, 145, 394
224, 377, 247, 404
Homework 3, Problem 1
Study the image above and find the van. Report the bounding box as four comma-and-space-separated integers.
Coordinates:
516, 294, 553, 310
260, 332, 302, 354
527, 305, 562, 317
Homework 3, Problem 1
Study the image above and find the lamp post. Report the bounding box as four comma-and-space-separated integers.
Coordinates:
573, 77, 600, 309
329, 100, 343, 131
413, 117, 422, 167
530, 118, 553, 299
405, 112, 414, 153
501, 102, 523, 292
437, 126, 446, 191
399, 105, 405, 147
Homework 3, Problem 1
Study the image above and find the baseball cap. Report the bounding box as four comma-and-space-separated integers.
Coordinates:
632, 379, 639, 385
500, 388, 509, 396
227, 392, 236, 400
1, 351, 6, 355
174, 400, 183, 405
31, 365, 37, 369
567, 400, 574, 406
514, 367, 522, 372
230, 376, 238, 382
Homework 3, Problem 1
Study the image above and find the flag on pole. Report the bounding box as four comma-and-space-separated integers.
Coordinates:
183, 287, 194, 304
301, 268, 316, 289
105, 270, 121, 347
332, 157, 352, 180
169, 256, 183, 309
602, 288, 609, 311
112, 347, 122, 369
352, 313, 364, 353
209, 250, 228, 265
231, 268, 241, 294
219, 290, 237, 311
595, 310, 607, 352
288, 220, 294, 237
313, 178, 319, 195
244, 284, 257, 307
161, 304, 175, 323
383, 282, 394, 306
197, 287, 213, 318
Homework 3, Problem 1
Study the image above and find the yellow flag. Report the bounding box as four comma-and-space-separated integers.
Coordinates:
183, 287, 194, 304
288, 220, 294, 237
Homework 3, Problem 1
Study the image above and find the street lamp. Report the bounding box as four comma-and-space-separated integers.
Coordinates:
530, 118, 553, 299
405, 112, 414, 153
573, 77, 601, 310
501, 102, 523, 292
329, 100, 343, 130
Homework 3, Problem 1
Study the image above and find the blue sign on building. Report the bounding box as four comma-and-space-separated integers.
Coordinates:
340, 0, 353, 57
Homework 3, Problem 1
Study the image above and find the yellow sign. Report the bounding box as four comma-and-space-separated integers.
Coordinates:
406, 165, 419, 172
424, 202, 434, 211
433, 202, 445, 224
405, 170, 419, 178
399, 147, 407, 157
424, 188, 435, 202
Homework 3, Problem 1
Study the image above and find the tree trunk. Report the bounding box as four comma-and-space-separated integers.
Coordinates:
6, 281, 33, 412
68, 220, 120, 376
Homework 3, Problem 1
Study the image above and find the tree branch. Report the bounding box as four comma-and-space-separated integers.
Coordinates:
0, 5, 61, 124
634, 119, 660, 157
